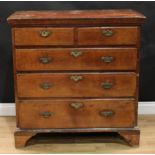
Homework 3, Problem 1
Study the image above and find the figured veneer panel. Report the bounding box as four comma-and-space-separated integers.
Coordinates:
14, 27, 74, 46
78, 27, 139, 45
15, 48, 137, 71
18, 99, 136, 128
17, 73, 137, 98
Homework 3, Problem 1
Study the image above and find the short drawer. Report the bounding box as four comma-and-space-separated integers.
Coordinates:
17, 73, 137, 98
18, 99, 136, 128
77, 27, 138, 45
15, 48, 137, 71
14, 27, 74, 46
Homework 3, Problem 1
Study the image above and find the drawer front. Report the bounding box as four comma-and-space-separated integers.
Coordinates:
17, 73, 136, 98
78, 27, 138, 45
14, 28, 74, 46
18, 99, 136, 128
16, 48, 137, 71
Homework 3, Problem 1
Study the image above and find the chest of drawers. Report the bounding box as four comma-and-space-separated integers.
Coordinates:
7, 10, 146, 148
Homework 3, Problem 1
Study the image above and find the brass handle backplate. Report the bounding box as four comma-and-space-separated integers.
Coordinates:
39, 30, 51, 37
100, 110, 115, 117
39, 57, 52, 64
70, 75, 83, 82
70, 50, 83, 58
102, 29, 113, 37
40, 82, 53, 90
39, 111, 53, 118
101, 56, 114, 63
70, 102, 84, 109
101, 81, 113, 89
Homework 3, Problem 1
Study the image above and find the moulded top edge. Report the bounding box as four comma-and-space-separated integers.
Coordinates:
7, 9, 146, 26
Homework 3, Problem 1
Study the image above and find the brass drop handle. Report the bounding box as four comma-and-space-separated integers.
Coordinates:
101, 81, 113, 89
70, 75, 83, 82
101, 56, 114, 63
70, 50, 83, 58
100, 110, 115, 117
40, 82, 53, 90
39, 111, 53, 118
39, 57, 52, 64
102, 29, 113, 37
70, 102, 84, 109
39, 30, 51, 37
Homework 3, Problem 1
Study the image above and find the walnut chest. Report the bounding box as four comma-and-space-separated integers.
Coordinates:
7, 10, 146, 147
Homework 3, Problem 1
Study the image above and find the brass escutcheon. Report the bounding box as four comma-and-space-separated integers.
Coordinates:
70, 75, 83, 82
39, 30, 51, 37
70, 50, 83, 58
102, 29, 113, 37
70, 102, 84, 109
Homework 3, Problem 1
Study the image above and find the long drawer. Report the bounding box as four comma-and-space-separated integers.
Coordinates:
77, 27, 138, 45
17, 73, 137, 98
14, 27, 74, 46
15, 48, 137, 71
18, 99, 136, 128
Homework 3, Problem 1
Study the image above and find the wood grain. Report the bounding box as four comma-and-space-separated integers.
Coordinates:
14, 27, 74, 46
17, 99, 136, 128
7, 10, 146, 148
14, 132, 36, 148
7, 10, 146, 26
15, 48, 137, 71
78, 27, 138, 45
118, 130, 140, 146
16, 73, 137, 98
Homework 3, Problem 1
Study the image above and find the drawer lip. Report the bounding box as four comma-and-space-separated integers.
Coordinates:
16, 72, 137, 98
15, 48, 137, 71
15, 47, 137, 50
14, 27, 74, 46
17, 72, 137, 75
18, 99, 136, 129
19, 98, 136, 102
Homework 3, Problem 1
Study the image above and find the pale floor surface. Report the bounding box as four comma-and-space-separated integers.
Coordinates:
0, 115, 155, 153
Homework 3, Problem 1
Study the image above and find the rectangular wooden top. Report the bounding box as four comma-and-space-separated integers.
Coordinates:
7, 10, 146, 26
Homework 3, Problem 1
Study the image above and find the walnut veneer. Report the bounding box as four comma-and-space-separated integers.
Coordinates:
7, 10, 146, 147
